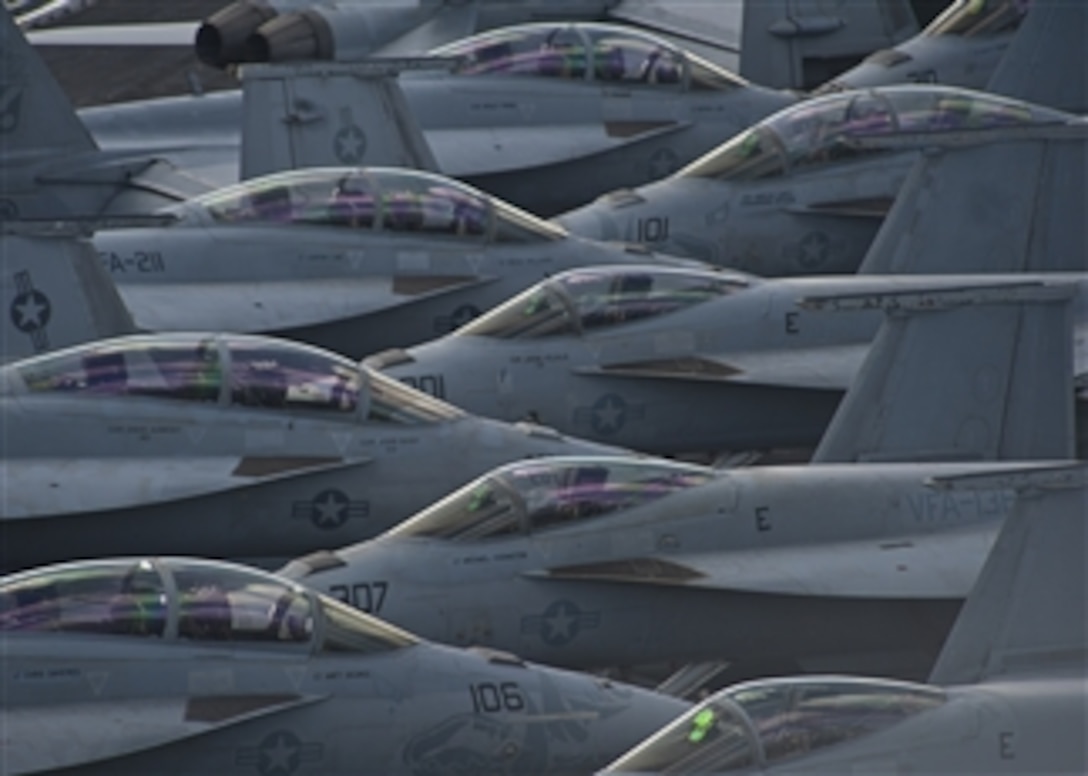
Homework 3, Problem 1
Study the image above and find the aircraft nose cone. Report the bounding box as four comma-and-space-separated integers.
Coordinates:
515, 421, 638, 458
566, 675, 689, 771
555, 204, 621, 243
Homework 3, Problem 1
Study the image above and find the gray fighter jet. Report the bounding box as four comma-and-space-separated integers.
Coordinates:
0, 556, 688, 775
370, 127, 1088, 454
4, 7, 797, 219
554, 85, 1078, 271
600, 464, 1087, 775
281, 281, 1078, 679
820, 0, 1028, 93
371, 268, 1088, 455
90, 166, 701, 358
0, 332, 632, 573
554, 0, 1086, 267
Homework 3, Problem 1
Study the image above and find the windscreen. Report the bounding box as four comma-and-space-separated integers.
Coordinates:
926, 0, 1029, 36
389, 458, 715, 541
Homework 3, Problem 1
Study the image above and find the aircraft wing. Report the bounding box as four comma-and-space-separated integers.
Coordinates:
531, 525, 994, 599
120, 276, 492, 333
0, 456, 370, 518
579, 344, 866, 391
26, 21, 197, 46
3, 694, 324, 775
433, 122, 691, 177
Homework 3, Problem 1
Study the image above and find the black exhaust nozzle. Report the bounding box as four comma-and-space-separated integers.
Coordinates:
245, 10, 335, 63
195, 0, 278, 68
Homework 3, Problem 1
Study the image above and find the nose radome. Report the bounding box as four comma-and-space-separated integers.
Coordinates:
515, 421, 639, 458
558, 672, 690, 767
555, 204, 621, 242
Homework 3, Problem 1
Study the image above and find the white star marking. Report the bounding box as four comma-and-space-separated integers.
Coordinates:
312, 492, 347, 527
260, 733, 298, 774
593, 397, 624, 432
14, 294, 45, 328
544, 603, 577, 641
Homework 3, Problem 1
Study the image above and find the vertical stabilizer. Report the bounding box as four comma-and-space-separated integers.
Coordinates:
808, 283, 1076, 463
858, 130, 1088, 275
738, 0, 918, 90
0, 5, 96, 161
987, 0, 1088, 113
1, 228, 136, 363
239, 58, 440, 180
927, 465, 1088, 685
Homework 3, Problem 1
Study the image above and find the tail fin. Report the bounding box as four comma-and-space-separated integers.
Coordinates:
1, 227, 136, 363
737, 0, 918, 90
987, 0, 1088, 113
808, 283, 1076, 463
239, 58, 441, 180
857, 127, 1088, 275
0, 4, 95, 160
927, 464, 1088, 685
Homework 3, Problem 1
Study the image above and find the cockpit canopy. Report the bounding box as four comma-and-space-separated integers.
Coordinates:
185, 167, 566, 244
432, 22, 745, 92
925, 0, 1029, 37
458, 267, 748, 339
603, 676, 947, 773
681, 85, 1067, 182
7, 333, 461, 425
388, 457, 716, 541
0, 558, 417, 654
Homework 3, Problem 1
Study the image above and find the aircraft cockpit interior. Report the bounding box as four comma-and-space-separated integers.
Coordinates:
0, 558, 418, 654
458, 267, 749, 339
680, 85, 1067, 182
432, 22, 745, 92
602, 677, 947, 773
184, 168, 567, 244
388, 457, 716, 541
7, 333, 462, 424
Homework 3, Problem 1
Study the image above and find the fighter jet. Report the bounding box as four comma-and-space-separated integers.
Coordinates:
370, 268, 1088, 456
281, 281, 1078, 679
600, 463, 1087, 775
0, 331, 634, 573
554, 0, 1086, 267
554, 85, 1078, 271
90, 166, 703, 358
369, 126, 1088, 454
3, 4, 797, 220
0, 555, 689, 775
819, 0, 1028, 93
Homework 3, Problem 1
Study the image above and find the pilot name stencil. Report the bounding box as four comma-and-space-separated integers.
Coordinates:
292, 489, 369, 530
235, 729, 324, 776
521, 599, 601, 647
9, 270, 52, 352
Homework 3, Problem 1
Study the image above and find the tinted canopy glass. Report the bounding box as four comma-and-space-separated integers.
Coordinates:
388, 457, 715, 541
12, 334, 366, 416
602, 677, 946, 773
434, 22, 741, 91
0, 558, 418, 654
17, 334, 223, 402
681, 86, 1065, 181
193, 168, 562, 244
726, 677, 947, 766
602, 698, 757, 773
459, 268, 746, 339
926, 0, 1029, 36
